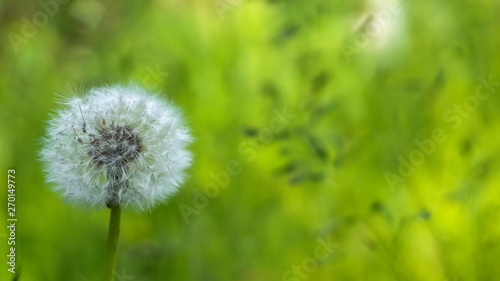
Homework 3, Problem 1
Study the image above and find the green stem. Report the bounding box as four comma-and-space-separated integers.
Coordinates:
103, 204, 121, 281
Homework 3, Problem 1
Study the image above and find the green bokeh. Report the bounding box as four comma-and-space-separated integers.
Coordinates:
1, 0, 500, 280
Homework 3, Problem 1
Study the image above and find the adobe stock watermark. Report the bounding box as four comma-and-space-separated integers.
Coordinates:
178, 107, 295, 224
385, 74, 499, 191
142, 65, 168, 90
282, 235, 340, 281
7, 0, 70, 53
341, 0, 406, 63
213, 0, 242, 20
115, 267, 135, 281
78, 267, 134, 280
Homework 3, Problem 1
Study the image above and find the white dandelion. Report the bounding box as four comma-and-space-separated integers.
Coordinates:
40, 84, 193, 211
40, 84, 193, 280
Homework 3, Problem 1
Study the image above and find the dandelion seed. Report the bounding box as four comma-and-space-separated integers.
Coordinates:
40, 84, 193, 211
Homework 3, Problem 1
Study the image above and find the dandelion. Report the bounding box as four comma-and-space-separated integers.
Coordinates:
40, 84, 193, 280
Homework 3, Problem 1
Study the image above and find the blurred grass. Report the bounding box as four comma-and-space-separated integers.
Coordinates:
1, 0, 500, 280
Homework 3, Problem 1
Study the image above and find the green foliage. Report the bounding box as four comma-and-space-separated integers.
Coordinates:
1, 0, 500, 280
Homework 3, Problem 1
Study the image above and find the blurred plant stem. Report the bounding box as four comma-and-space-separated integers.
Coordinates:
362, 218, 402, 281
103, 204, 121, 281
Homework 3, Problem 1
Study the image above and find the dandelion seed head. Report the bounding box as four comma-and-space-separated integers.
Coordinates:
40, 84, 193, 211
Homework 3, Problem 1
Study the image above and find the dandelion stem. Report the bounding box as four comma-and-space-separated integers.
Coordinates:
103, 204, 121, 281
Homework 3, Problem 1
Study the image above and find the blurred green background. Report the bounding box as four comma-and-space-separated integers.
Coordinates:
1, 0, 500, 280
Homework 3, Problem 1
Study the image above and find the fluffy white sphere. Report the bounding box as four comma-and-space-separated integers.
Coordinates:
40, 84, 193, 211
